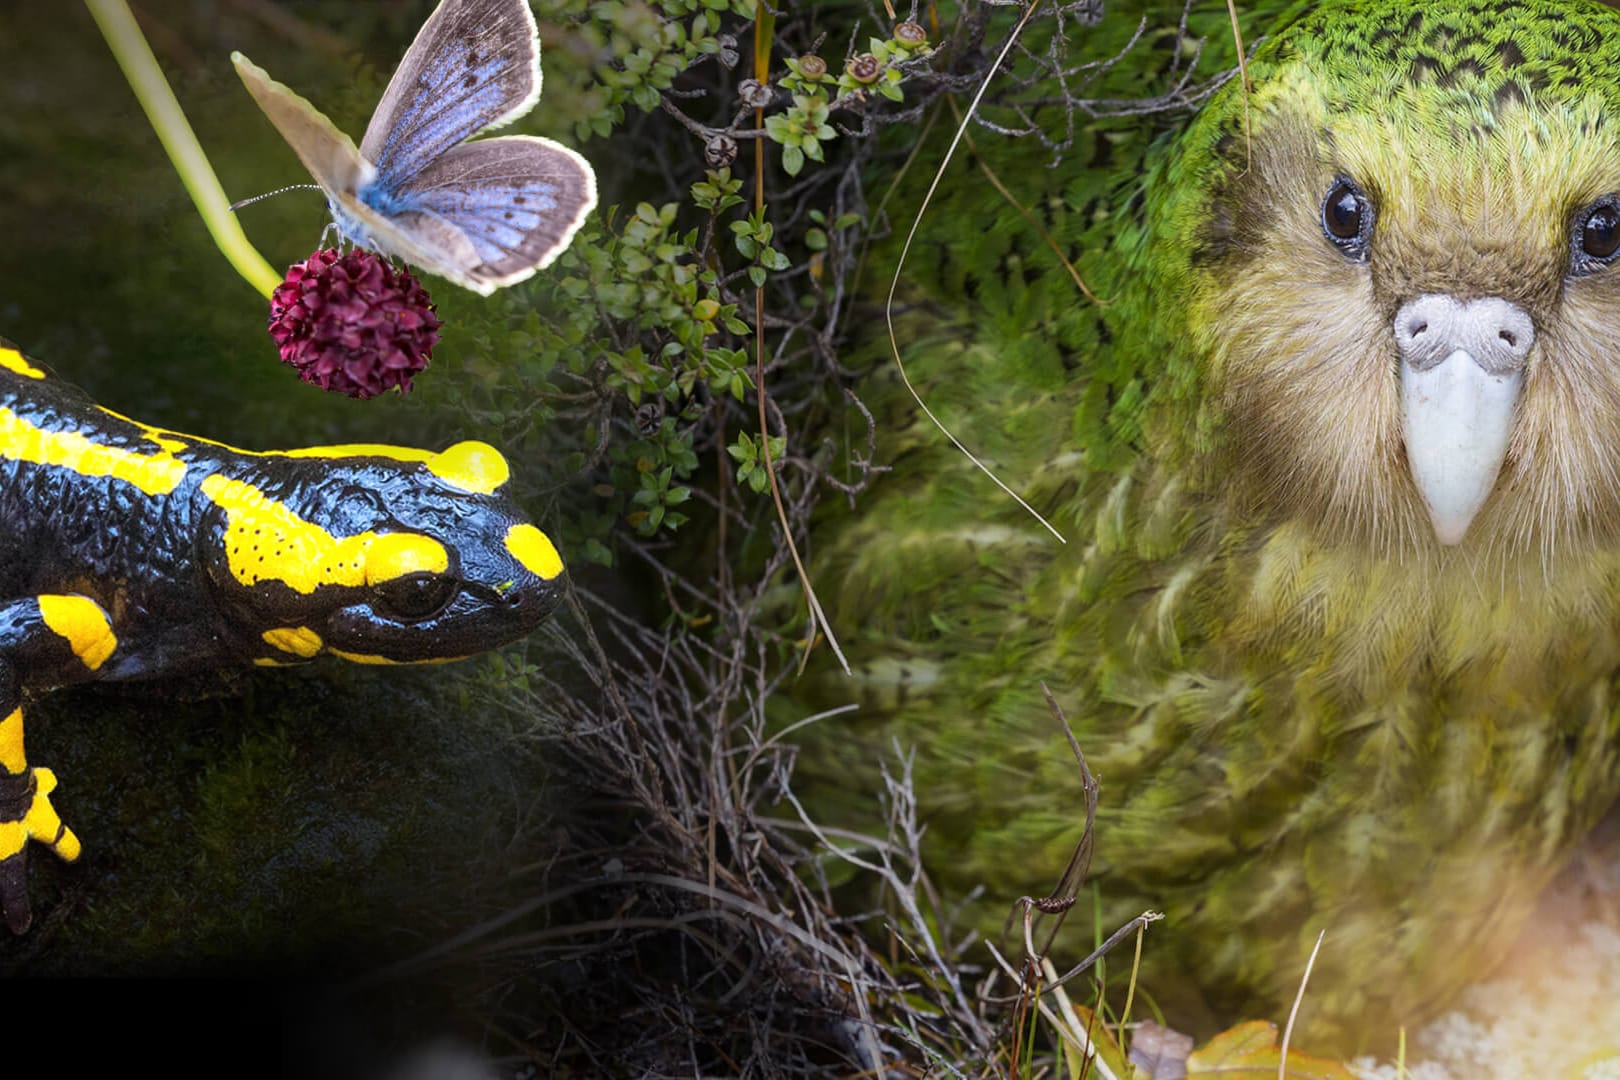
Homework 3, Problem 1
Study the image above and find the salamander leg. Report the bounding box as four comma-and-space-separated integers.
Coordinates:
0, 705, 81, 933
0, 595, 116, 933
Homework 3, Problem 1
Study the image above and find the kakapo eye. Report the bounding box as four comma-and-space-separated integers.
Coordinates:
373, 573, 459, 622
1572, 197, 1620, 273
1321, 177, 1374, 258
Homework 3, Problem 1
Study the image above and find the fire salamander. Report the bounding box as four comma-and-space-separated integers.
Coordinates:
0, 338, 566, 932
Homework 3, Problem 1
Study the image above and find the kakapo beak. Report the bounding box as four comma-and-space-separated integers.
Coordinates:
1395, 295, 1534, 545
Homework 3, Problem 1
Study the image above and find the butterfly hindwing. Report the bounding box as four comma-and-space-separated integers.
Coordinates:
327, 195, 484, 291
360, 0, 541, 191
382, 135, 596, 292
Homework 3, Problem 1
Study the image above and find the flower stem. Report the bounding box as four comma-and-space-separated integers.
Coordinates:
85, 0, 281, 298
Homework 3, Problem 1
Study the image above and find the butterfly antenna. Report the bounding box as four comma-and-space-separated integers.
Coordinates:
229, 184, 323, 211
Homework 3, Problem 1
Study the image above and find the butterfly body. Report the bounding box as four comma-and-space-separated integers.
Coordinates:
234, 0, 595, 295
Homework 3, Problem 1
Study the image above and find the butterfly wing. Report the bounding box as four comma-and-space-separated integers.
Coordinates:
359, 0, 541, 192
232, 52, 372, 201
235, 0, 591, 294
351, 135, 596, 295
325, 192, 484, 288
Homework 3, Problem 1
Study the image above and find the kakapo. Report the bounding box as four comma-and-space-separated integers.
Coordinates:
794, 0, 1620, 1046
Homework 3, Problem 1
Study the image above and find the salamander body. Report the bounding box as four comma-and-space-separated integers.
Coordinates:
0, 339, 564, 931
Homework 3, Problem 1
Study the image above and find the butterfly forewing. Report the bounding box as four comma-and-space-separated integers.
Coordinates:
233, 53, 371, 200
395, 136, 597, 290
360, 0, 542, 191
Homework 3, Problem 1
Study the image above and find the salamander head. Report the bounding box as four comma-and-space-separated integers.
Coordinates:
197, 442, 564, 665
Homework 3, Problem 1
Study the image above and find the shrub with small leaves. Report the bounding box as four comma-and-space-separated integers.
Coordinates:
728, 432, 786, 494
503, 1, 947, 568
547, 0, 759, 140
730, 209, 792, 287
764, 95, 835, 176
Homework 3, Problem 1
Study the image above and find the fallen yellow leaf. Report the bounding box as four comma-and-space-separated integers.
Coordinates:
1186, 1020, 1357, 1079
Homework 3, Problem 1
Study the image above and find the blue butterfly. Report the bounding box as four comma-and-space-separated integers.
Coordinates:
232, 0, 596, 296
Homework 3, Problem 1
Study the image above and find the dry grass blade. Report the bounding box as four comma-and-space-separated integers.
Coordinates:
1023, 683, 1101, 955
1041, 955, 1121, 1080
1041, 910, 1164, 993
1118, 914, 1147, 1048
1224, 0, 1252, 169
1278, 929, 1326, 1080
882, 0, 1067, 545
780, 743, 998, 1049
748, 0, 850, 676
986, 939, 1139, 1080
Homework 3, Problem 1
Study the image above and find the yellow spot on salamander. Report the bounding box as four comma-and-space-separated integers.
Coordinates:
24, 403, 510, 495
329, 649, 469, 665
262, 626, 323, 658
0, 348, 45, 379
365, 533, 449, 583
202, 474, 375, 593
278, 440, 509, 494
280, 444, 436, 464
96, 407, 189, 453
38, 596, 116, 671
0, 707, 24, 774
425, 441, 509, 495
200, 474, 450, 595
0, 768, 80, 863
0, 407, 188, 496
505, 523, 564, 580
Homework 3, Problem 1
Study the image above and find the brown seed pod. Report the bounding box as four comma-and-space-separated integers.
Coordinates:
705, 134, 738, 168
846, 53, 883, 84
893, 21, 928, 47
738, 78, 773, 109
715, 33, 739, 69
795, 54, 828, 79
635, 400, 664, 437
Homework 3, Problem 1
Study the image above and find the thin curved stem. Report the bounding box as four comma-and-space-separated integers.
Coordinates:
86, 0, 281, 298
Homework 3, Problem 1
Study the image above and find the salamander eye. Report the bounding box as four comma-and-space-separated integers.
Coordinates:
373, 573, 458, 622
1321, 177, 1374, 260
1572, 196, 1620, 275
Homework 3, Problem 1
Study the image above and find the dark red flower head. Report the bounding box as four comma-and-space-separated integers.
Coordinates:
268, 248, 442, 399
